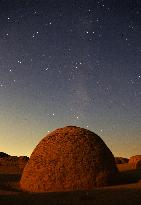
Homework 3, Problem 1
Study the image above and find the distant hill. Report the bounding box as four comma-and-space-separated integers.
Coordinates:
0, 152, 10, 158
0, 152, 29, 172
115, 157, 129, 164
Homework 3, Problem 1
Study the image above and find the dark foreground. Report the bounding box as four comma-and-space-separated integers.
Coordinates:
0, 164, 141, 205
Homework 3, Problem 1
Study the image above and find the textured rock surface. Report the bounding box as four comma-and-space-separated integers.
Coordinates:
20, 126, 118, 192
129, 155, 141, 168
115, 157, 129, 164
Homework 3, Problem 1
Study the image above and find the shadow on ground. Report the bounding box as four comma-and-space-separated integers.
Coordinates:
119, 169, 141, 184
0, 188, 141, 205
0, 173, 21, 192
0, 167, 141, 205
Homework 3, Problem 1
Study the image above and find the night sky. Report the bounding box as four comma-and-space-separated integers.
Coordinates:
0, 0, 141, 157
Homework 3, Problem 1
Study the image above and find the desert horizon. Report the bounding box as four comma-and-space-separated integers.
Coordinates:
0, 0, 141, 204
1, 126, 141, 205
0, 146, 141, 204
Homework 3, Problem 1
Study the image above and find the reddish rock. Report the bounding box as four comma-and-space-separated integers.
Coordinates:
0, 153, 29, 171
20, 126, 118, 192
129, 155, 141, 168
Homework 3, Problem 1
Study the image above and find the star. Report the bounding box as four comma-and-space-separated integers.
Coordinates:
0, 0, 140, 159
44, 67, 49, 71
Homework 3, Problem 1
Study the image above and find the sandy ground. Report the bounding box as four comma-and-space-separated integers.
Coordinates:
0, 163, 141, 205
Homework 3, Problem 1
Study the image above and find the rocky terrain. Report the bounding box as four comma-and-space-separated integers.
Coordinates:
129, 155, 141, 168
0, 126, 141, 205
115, 157, 129, 164
0, 152, 29, 173
0, 162, 141, 205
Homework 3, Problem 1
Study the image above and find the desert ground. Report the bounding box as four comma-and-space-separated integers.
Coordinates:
0, 162, 141, 205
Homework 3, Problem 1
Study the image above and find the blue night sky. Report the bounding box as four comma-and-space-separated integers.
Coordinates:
0, 0, 141, 157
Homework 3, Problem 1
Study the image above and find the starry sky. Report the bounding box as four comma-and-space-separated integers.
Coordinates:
0, 0, 141, 157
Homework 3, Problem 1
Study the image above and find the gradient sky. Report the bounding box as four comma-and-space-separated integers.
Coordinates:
0, 0, 141, 157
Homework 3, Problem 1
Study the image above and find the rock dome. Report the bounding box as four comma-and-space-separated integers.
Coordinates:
20, 126, 118, 192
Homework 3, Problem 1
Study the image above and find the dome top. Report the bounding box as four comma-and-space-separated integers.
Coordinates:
20, 126, 118, 192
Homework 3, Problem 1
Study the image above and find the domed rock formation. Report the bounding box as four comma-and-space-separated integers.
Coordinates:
129, 155, 141, 168
20, 126, 118, 192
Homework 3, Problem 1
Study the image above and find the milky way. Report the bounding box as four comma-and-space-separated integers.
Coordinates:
0, 0, 141, 157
